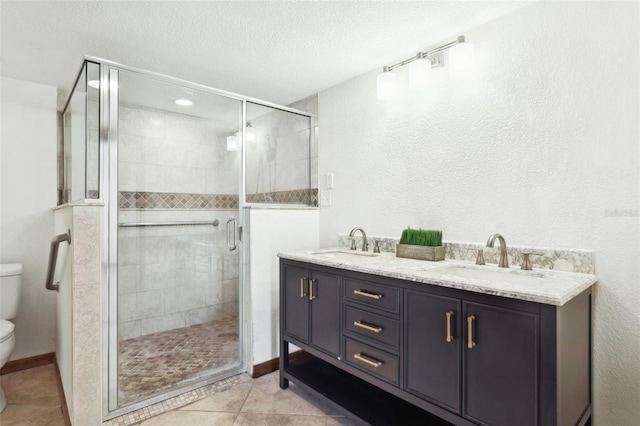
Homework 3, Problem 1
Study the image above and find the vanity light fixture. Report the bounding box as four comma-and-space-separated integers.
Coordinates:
377, 66, 397, 100
175, 98, 193, 107
409, 54, 432, 90
376, 35, 474, 100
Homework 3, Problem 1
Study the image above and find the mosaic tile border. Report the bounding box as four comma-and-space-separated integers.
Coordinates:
246, 188, 318, 206
119, 189, 318, 209
119, 191, 239, 210
338, 235, 595, 274
104, 373, 252, 426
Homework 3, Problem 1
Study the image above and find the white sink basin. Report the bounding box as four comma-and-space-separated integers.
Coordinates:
432, 265, 549, 286
310, 250, 380, 260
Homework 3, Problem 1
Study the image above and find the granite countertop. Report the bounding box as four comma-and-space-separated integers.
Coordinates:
278, 248, 597, 306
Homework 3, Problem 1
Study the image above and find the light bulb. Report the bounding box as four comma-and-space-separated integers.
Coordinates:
376, 67, 397, 100
409, 56, 432, 90
449, 36, 475, 79
175, 98, 193, 106
226, 135, 238, 151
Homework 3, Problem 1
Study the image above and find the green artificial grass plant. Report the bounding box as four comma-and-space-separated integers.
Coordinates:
399, 228, 443, 247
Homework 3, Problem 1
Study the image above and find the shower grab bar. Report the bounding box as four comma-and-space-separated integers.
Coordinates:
119, 220, 220, 228
45, 230, 71, 292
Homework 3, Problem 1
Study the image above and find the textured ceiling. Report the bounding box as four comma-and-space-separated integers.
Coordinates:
1, 1, 532, 107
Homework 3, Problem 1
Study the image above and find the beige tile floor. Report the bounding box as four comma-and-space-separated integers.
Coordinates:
138, 371, 355, 426
1, 364, 354, 426
0, 364, 66, 426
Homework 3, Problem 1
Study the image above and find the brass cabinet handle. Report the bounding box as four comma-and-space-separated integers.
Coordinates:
467, 315, 476, 349
309, 279, 315, 300
446, 311, 454, 343
354, 352, 383, 368
299, 277, 306, 298
354, 320, 383, 333
353, 289, 382, 300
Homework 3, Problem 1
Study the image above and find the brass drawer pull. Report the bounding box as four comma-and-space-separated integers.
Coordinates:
354, 320, 383, 333
353, 289, 382, 300
446, 311, 454, 343
309, 279, 316, 300
354, 352, 383, 368
299, 277, 306, 298
467, 315, 476, 349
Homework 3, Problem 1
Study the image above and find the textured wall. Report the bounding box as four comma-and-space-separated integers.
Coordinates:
318, 2, 639, 425
0, 77, 58, 360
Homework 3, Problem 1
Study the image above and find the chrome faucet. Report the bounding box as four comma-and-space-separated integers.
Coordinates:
486, 233, 509, 268
349, 227, 369, 252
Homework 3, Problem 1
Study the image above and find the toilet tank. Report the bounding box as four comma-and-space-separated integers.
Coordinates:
0, 264, 23, 320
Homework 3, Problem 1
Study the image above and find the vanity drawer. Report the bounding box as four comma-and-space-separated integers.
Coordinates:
344, 337, 399, 386
344, 279, 399, 313
344, 306, 399, 350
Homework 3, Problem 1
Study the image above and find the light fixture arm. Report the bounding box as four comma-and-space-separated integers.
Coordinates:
384, 35, 467, 72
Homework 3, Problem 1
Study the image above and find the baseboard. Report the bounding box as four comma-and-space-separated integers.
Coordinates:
53, 354, 72, 426
0, 352, 55, 375
252, 350, 311, 378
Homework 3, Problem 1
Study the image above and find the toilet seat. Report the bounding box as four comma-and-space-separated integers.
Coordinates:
0, 320, 14, 344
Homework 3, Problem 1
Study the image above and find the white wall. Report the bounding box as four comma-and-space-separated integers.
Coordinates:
247, 207, 319, 367
0, 77, 58, 360
318, 2, 639, 425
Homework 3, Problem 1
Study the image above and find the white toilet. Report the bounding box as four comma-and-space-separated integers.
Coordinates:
0, 263, 22, 413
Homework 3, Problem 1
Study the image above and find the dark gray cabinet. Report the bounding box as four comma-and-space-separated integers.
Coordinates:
405, 292, 540, 426
405, 291, 461, 413
280, 258, 592, 426
281, 262, 341, 358
463, 301, 538, 426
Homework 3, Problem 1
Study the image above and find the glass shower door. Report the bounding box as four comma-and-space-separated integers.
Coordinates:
111, 70, 243, 409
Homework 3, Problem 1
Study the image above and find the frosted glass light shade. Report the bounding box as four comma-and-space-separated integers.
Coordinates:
409, 57, 432, 89
376, 70, 397, 100
226, 135, 238, 151
448, 40, 475, 79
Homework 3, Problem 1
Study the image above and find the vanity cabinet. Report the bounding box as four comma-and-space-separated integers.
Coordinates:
405, 291, 461, 413
279, 258, 592, 426
462, 301, 538, 426
281, 262, 341, 358
405, 292, 539, 425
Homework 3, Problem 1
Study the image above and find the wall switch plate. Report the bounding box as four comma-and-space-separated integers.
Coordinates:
326, 173, 334, 189
320, 190, 331, 207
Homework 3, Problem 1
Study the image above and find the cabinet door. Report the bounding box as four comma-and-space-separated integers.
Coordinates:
283, 264, 309, 343
405, 291, 461, 413
463, 301, 538, 426
309, 270, 341, 357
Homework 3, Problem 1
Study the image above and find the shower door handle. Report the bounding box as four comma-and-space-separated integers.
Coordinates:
227, 217, 238, 252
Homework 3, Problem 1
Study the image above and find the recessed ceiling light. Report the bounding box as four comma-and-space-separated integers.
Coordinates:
175, 98, 193, 106
87, 80, 100, 89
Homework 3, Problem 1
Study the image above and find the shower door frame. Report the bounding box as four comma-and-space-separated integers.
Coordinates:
90, 56, 313, 419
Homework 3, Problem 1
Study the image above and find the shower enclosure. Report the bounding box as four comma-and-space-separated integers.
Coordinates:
60, 58, 314, 418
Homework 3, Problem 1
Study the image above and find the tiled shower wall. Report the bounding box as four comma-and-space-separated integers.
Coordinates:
117, 210, 239, 340
116, 104, 240, 339
246, 95, 318, 204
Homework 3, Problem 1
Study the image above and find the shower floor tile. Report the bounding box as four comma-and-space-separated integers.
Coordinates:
118, 315, 239, 406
